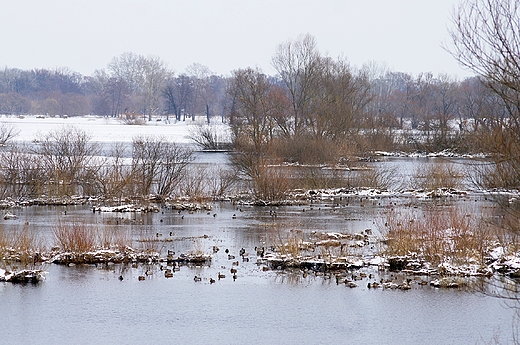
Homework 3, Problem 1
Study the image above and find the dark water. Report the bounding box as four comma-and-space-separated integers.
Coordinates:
0, 153, 517, 344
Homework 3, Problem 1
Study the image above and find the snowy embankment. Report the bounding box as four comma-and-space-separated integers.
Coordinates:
0, 268, 46, 283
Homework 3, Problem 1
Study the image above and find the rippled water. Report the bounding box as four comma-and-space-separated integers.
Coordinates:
0, 154, 518, 344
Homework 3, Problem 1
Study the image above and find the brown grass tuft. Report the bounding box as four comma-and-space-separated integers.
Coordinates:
53, 219, 98, 253
382, 207, 490, 266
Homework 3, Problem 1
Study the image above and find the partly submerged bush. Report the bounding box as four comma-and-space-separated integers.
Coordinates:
410, 161, 465, 190
382, 207, 491, 266
53, 219, 98, 253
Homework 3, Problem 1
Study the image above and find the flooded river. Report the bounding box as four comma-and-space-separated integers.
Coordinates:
0, 153, 518, 344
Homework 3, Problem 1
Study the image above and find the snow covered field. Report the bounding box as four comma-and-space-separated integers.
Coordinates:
1, 115, 230, 144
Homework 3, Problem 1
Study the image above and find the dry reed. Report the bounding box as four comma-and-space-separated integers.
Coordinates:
53, 219, 98, 253
411, 161, 465, 190
383, 207, 490, 266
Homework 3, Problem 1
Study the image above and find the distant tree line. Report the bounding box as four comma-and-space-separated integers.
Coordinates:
1, 34, 518, 199
0, 54, 228, 123
0, 39, 510, 148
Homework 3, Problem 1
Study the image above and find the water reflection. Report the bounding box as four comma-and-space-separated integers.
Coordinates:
0, 156, 518, 343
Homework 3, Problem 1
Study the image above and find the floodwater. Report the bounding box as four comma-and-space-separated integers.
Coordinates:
0, 154, 518, 344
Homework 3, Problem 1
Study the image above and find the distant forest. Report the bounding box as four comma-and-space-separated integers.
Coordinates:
0, 35, 510, 156
0, 27, 519, 196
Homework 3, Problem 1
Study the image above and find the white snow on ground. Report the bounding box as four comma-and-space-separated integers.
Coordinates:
2, 115, 231, 144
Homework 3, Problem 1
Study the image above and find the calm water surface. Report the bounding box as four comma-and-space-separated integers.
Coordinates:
0, 154, 517, 344
1, 263, 516, 345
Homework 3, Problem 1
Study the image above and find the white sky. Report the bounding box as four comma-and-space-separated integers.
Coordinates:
0, 0, 473, 78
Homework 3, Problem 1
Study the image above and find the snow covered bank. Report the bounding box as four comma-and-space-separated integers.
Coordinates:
2, 114, 231, 144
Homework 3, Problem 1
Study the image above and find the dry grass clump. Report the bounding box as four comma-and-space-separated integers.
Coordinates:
294, 166, 346, 190
54, 218, 136, 253
0, 223, 45, 268
275, 229, 304, 257
136, 235, 163, 253
353, 165, 401, 190
98, 225, 132, 252
383, 207, 491, 266
253, 165, 291, 201
410, 161, 465, 190
53, 219, 98, 253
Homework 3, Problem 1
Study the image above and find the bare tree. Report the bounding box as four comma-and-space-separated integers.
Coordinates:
448, 0, 520, 186
131, 135, 193, 198
186, 63, 215, 123
34, 125, 101, 196
448, 0, 520, 330
140, 56, 171, 121
0, 143, 45, 198
108, 53, 171, 121
272, 33, 323, 137
0, 122, 19, 145
227, 67, 280, 178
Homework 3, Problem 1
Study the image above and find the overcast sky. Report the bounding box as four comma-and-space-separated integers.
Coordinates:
0, 0, 473, 78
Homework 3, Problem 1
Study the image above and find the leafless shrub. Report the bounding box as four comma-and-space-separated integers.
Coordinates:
0, 143, 46, 198
410, 161, 465, 190
97, 142, 134, 198
33, 125, 102, 196
98, 225, 132, 252
188, 123, 230, 150
355, 165, 401, 190
491, 205, 520, 255
136, 235, 163, 254
0, 223, 45, 269
12, 223, 45, 268
272, 136, 341, 165
253, 165, 291, 201
132, 135, 193, 198
473, 159, 520, 190
206, 166, 239, 199
179, 165, 210, 201
294, 166, 345, 190
381, 209, 419, 257
53, 219, 98, 253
